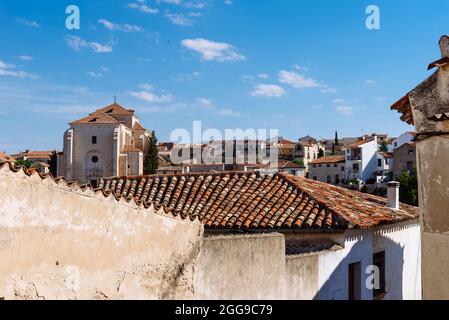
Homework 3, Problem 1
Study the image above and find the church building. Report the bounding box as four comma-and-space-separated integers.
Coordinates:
58, 103, 151, 186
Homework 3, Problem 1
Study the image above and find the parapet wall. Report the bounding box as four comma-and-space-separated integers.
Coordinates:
194, 233, 320, 300
0, 164, 203, 300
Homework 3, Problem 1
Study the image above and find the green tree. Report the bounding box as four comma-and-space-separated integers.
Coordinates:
15, 159, 32, 168
334, 131, 339, 147
318, 148, 324, 158
396, 168, 419, 206
379, 140, 389, 152
293, 159, 304, 167
144, 131, 159, 175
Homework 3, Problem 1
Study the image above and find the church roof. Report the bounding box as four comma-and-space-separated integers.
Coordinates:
96, 103, 135, 116
70, 103, 135, 125
70, 112, 121, 125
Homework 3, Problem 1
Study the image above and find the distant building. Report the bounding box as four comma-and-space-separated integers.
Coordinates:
392, 142, 416, 177
277, 139, 296, 160
345, 137, 378, 183
309, 155, 345, 185
376, 152, 394, 183
12, 150, 52, 163
295, 140, 323, 170
388, 132, 415, 152
58, 103, 151, 186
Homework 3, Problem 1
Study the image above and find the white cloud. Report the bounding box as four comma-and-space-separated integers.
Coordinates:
172, 71, 200, 81
166, 13, 193, 26
336, 105, 354, 116
278, 70, 318, 89
87, 71, 102, 78
181, 38, 246, 62
364, 79, 376, 84
98, 19, 143, 32
129, 85, 174, 103
333, 98, 346, 104
16, 18, 40, 28
127, 2, 159, 14
224, 0, 232, 5
138, 83, 153, 90
65, 36, 113, 53
319, 85, 337, 93
195, 97, 213, 107
250, 84, 286, 98
0, 59, 39, 79
65, 35, 88, 51
18, 55, 34, 61
217, 109, 241, 117
258, 73, 269, 79
89, 42, 113, 53
100, 66, 110, 72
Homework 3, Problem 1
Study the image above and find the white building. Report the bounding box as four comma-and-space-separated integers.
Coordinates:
58, 103, 151, 186
388, 132, 415, 152
345, 137, 378, 183
376, 152, 394, 183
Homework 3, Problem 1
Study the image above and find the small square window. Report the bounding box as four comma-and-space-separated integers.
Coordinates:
92, 136, 97, 144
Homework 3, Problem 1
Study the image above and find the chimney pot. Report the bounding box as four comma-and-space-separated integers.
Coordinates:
387, 181, 400, 210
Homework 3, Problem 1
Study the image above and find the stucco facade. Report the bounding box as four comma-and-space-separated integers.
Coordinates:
345, 138, 378, 182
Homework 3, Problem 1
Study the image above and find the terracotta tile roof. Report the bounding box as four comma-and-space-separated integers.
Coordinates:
122, 145, 143, 153
278, 139, 296, 145
349, 139, 373, 148
96, 103, 135, 116
310, 155, 345, 165
97, 171, 419, 230
391, 93, 414, 125
70, 112, 120, 125
19, 151, 52, 160
278, 160, 304, 168
299, 140, 314, 147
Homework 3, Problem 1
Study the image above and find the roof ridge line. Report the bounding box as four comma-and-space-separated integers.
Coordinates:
0, 161, 201, 223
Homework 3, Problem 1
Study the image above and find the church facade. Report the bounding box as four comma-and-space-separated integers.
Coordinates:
58, 103, 151, 186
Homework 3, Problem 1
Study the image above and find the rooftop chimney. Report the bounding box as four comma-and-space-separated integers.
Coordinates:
386, 181, 400, 210
439, 35, 449, 58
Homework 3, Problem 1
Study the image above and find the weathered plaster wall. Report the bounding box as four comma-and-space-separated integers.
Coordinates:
194, 233, 290, 299
373, 221, 421, 300
0, 166, 203, 300
416, 135, 449, 299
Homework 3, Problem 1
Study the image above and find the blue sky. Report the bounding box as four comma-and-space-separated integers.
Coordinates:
0, 0, 448, 153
